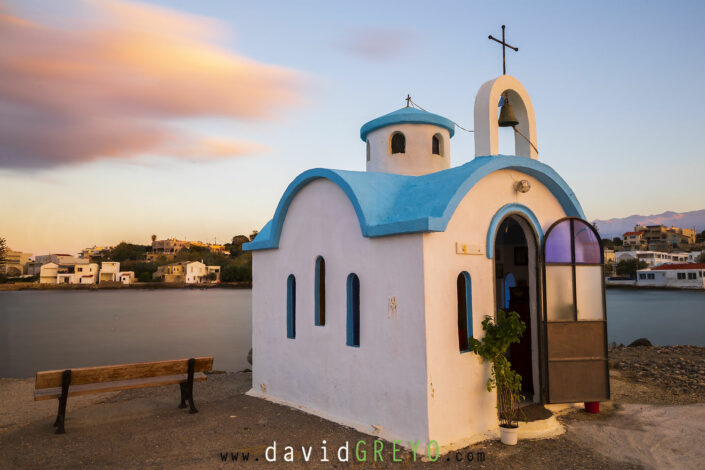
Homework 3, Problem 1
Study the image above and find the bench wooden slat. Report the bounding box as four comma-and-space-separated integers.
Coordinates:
33, 372, 208, 401
35, 357, 214, 389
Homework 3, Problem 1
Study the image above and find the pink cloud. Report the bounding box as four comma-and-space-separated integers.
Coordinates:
338, 28, 419, 60
0, 1, 303, 168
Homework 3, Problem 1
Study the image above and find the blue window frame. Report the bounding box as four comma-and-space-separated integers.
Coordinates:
315, 256, 326, 326
457, 271, 472, 352
287, 274, 296, 339
346, 273, 360, 347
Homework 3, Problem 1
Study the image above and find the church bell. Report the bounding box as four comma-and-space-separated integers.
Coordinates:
498, 93, 519, 127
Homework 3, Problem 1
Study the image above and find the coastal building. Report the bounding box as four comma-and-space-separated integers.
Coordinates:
153, 261, 220, 283
153, 262, 186, 282
80, 245, 113, 260
244, 75, 609, 452
72, 263, 99, 284
185, 261, 207, 284
622, 230, 646, 249
99, 262, 121, 283
146, 238, 229, 261
0, 249, 33, 276
603, 249, 616, 276
688, 251, 703, 262
623, 224, 697, 252
27, 261, 43, 276
636, 263, 705, 289
35, 254, 87, 266
207, 265, 221, 282
118, 271, 135, 285
39, 263, 59, 284
615, 250, 688, 267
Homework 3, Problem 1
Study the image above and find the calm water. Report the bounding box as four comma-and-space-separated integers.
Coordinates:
0, 288, 703, 378
0, 289, 251, 378
605, 288, 705, 347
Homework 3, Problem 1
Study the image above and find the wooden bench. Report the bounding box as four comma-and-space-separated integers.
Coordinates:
34, 356, 214, 434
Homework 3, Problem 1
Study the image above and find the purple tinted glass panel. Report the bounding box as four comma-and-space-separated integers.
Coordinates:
545, 220, 572, 264
573, 220, 601, 264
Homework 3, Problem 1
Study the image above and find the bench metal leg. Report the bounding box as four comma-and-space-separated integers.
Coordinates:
178, 358, 198, 413
54, 369, 71, 434
178, 382, 187, 409
186, 358, 198, 414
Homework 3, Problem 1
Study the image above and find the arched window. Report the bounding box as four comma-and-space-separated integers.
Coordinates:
346, 273, 360, 347
315, 256, 325, 326
432, 134, 443, 156
366, 140, 371, 162
544, 218, 604, 321
457, 272, 472, 352
390, 132, 405, 154
287, 274, 296, 339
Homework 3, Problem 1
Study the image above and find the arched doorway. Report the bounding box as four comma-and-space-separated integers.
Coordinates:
493, 215, 540, 402
542, 217, 609, 404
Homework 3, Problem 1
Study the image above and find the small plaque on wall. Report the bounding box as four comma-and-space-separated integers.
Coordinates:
456, 243, 483, 255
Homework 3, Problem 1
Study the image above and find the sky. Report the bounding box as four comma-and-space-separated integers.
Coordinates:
1, 0, 705, 255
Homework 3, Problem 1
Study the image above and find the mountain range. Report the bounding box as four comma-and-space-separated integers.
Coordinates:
592, 209, 705, 240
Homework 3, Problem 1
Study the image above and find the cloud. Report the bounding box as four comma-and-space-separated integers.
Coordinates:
0, 0, 303, 168
338, 28, 419, 60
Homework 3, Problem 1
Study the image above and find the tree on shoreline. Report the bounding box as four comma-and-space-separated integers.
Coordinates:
616, 258, 648, 278
0, 237, 7, 264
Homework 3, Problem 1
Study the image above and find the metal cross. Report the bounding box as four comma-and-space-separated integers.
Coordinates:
405, 94, 412, 108
488, 25, 518, 75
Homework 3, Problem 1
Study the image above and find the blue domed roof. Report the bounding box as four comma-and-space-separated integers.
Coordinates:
359, 107, 456, 141
243, 156, 586, 253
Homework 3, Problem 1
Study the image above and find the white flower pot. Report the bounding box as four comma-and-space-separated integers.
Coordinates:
500, 425, 519, 445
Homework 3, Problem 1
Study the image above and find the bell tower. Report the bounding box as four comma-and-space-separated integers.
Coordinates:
477, 26, 537, 159
473, 75, 537, 159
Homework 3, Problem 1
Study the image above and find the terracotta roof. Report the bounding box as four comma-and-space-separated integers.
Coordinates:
622, 231, 644, 236
650, 263, 705, 271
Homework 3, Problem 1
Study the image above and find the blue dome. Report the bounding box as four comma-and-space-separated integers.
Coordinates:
359, 107, 456, 141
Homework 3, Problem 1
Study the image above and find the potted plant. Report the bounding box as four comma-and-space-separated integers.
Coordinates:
469, 309, 526, 445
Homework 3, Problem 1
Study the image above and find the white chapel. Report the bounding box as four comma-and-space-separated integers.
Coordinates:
244, 74, 609, 452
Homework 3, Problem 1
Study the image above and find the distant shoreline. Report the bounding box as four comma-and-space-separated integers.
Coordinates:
0, 281, 252, 291
606, 284, 705, 292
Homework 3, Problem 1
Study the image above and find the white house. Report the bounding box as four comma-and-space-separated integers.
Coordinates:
185, 261, 207, 284
244, 75, 609, 453
615, 250, 688, 267
72, 263, 99, 284
39, 262, 59, 284
118, 271, 135, 285
99, 262, 121, 283
637, 263, 705, 289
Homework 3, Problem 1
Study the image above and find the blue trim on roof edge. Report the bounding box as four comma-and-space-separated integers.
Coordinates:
360, 107, 455, 141
243, 156, 585, 252
485, 203, 544, 260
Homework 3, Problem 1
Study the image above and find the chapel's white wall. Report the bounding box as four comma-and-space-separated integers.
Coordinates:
421, 169, 569, 450
250, 179, 430, 445
366, 124, 450, 175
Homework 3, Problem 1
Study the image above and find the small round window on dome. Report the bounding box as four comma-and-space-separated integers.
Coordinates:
390, 132, 405, 154
432, 134, 443, 156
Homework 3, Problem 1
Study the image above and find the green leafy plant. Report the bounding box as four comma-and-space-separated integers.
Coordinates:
469, 310, 526, 428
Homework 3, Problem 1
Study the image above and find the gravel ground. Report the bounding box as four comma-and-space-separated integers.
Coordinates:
609, 345, 705, 404
1, 347, 704, 470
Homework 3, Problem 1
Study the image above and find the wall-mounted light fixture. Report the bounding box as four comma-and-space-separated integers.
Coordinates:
514, 180, 531, 193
